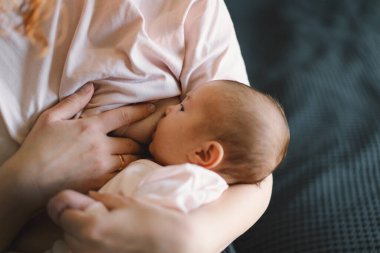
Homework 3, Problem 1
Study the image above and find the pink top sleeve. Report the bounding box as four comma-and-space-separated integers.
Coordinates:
179, 0, 249, 95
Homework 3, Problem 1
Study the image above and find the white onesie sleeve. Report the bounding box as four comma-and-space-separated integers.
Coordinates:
99, 159, 228, 213
133, 162, 228, 213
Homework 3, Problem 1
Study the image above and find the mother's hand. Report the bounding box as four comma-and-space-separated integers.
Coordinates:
8, 83, 155, 208
48, 175, 273, 253
48, 190, 191, 253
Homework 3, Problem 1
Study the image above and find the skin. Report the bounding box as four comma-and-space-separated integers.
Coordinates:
149, 86, 209, 165
149, 83, 240, 184
112, 97, 181, 145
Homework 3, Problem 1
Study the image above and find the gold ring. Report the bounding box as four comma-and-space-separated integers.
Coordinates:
118, 154, 126, 171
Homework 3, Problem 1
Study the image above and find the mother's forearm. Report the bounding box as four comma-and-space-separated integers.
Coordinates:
0, 160, 39, 251
184, 174, 273, 253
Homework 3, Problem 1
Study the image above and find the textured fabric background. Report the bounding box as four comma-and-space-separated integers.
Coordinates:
225, 0, 380, 252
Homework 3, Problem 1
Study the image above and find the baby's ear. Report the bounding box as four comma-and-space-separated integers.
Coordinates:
187, 141, 224, 170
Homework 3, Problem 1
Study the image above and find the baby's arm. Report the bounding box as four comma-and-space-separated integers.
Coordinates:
112, 97, 180, 144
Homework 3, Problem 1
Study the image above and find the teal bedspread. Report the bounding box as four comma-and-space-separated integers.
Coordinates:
225, 0, 380, 252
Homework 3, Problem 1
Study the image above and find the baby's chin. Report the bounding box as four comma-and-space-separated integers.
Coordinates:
147, 143, 167, 165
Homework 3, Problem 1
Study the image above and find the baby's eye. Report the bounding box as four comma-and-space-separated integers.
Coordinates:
180, 103, 185, 111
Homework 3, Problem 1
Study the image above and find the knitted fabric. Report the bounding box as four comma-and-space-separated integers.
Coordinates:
225, 0, 380, 252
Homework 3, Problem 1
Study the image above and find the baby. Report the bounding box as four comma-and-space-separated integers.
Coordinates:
46, 80, 289, 253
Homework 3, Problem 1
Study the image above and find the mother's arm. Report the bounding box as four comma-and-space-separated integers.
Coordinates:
48, 175, 272, 253
185, 175, 273, 253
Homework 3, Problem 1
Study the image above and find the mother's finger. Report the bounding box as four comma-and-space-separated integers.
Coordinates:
91, 104, 155, 133
48, 190, 96, 224
89, 191, 133, 210
110, 154, 141, 172
59, 209, 94, 236
107, 137, 144, 155
43, 83, 94, 121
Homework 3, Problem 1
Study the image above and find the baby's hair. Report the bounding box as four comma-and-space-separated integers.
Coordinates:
203, 81, 290, 184
0, 0, 52, 56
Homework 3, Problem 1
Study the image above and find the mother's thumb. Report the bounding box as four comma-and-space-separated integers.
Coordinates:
43, 83, 94, 121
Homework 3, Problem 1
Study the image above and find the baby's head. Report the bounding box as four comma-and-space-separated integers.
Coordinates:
149, 80, 290, 184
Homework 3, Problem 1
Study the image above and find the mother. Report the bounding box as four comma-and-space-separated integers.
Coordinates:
0, 0, 272, 252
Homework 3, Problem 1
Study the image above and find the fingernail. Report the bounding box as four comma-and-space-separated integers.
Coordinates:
80, 83, 94, 93
147, 104, 156, 112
